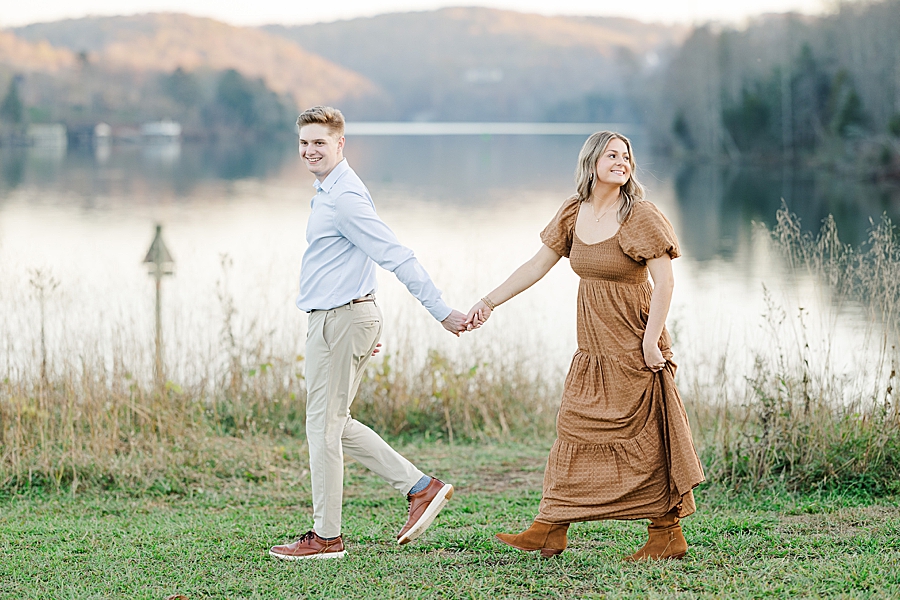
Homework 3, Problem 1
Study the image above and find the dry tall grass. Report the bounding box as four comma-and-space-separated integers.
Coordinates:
691, 206, 900, 494
1, 206, 898, 496
0, 278, 558, 493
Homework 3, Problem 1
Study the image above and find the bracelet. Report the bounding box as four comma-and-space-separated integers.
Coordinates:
481, 296, 496, 311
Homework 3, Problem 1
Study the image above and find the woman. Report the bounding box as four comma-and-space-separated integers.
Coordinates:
466, 132, 705, 560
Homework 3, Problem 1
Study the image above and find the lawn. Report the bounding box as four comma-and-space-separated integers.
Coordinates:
1, 440, 899, 599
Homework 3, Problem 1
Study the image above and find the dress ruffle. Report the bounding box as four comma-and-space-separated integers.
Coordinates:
538, 356, 702, 522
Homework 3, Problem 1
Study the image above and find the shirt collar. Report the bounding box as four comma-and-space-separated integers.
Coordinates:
313, 159, 350, 193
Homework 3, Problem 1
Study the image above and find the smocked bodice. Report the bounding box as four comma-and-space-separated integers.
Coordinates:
569, 232, 649, 284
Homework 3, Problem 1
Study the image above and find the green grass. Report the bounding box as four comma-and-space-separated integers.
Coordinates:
1, 440, 899, 599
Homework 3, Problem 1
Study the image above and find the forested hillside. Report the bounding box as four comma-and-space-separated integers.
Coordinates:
0, 14, 382, 139
12, 14, 380, 108
265, 7, 687, 122
1, 1, 899, 170
655, 0, 900, 167
0, 31, 76, 72
0, 8, 687, 139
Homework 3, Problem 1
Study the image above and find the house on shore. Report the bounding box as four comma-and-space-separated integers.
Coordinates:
27, 124, 67, 148
141, 120, 182, 142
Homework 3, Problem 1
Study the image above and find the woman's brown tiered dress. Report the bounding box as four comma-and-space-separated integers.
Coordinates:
536, 196, 705, 523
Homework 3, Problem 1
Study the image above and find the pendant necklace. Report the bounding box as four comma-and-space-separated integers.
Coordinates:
591, 199, 619, 222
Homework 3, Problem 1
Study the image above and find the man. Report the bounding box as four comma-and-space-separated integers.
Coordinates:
270, 106, 466, 560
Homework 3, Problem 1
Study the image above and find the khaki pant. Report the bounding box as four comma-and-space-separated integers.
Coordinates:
305, 300, 424, 538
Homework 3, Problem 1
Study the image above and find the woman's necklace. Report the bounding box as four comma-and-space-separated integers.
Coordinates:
590, 199, 620, 222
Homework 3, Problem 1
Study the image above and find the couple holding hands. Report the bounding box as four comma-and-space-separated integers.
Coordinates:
269, 106, 704, 562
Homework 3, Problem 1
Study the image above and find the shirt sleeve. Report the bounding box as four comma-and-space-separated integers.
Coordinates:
540, 195, 580, 258
333, 191, 452, 322
618, 201, 681, 263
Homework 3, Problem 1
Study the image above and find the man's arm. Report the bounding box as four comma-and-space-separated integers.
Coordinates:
333, 191, 455, 324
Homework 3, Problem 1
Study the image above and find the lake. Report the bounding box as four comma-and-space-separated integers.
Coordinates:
1, 126, 898, 397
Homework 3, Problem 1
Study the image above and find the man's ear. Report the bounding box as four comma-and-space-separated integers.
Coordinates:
337, 136, 345, 152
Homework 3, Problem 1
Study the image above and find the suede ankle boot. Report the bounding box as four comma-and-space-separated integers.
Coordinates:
624, 509, 688, 561
495, 520, 569, 557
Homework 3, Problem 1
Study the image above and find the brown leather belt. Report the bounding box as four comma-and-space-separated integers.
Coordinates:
312, 295, 376, 312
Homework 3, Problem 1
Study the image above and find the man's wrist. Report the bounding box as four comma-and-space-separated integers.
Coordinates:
433, 302, 452, 323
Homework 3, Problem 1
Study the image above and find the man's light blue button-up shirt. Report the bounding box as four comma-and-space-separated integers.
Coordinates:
296, 159, 452, 322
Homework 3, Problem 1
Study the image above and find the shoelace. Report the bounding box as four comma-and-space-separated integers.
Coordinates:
296, 530, 317, 543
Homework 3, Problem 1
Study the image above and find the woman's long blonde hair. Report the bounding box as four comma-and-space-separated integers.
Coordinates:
575, 131, 644, 223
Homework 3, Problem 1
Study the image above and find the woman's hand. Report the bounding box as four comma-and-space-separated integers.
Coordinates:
465, 300, 492, 330
462, 244, 562, 331
642, 342, 667, 372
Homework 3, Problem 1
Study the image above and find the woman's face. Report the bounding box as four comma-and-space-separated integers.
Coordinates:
593, 138, 632, 188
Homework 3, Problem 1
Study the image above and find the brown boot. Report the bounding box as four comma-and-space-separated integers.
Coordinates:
495, 520, 569, 558
624, 510, 688, 561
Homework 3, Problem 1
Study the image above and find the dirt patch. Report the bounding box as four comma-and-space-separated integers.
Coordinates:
461, 461, 547, 494
776, 505, 900, 537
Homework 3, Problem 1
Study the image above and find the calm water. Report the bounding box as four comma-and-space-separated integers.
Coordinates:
1, 130, 897, 390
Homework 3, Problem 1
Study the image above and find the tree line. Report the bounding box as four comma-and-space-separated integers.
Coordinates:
160, 67, 292, 139
2, 0, 899, 167
0, 62, 293, 143
651, 0, 900, 168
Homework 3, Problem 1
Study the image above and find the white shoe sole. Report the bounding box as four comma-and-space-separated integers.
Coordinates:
398, 483, 454, 545
269, 549, 346, 560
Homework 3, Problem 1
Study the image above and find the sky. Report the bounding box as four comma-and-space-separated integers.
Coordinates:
1, 0, 831, 29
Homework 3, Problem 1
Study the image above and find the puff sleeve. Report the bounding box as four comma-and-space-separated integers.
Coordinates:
540, 195, 580, 258
618, 201, 681, 262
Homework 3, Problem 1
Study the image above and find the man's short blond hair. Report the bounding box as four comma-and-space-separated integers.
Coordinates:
297, 106, 345, 138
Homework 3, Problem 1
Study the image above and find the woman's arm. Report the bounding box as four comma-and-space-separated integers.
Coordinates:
643, 254, 675, 371
466, 244, 562, 327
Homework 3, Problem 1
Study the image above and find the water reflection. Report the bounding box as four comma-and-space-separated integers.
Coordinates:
0, 140, 296, 200
142, 140, 182, 164
348, 133, 594, 203
675, 161, 900, 253
1, 134, 897, 384
0, 149, 26, 190
3, 137, 896, 249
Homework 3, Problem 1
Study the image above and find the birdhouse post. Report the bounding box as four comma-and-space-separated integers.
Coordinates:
144, 224, 174, 386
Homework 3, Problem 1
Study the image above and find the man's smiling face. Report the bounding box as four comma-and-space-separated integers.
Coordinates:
299, 123, 344, 181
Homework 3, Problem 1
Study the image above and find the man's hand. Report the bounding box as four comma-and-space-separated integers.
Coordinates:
441, 310, 468, 337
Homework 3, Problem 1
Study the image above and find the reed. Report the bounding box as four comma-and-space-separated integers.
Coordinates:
691, 206, 900, 495
1, 207, 898, 496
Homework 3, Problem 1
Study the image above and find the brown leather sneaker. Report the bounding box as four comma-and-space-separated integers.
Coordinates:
397, 478, 454, 545
269, 531, 346, 560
